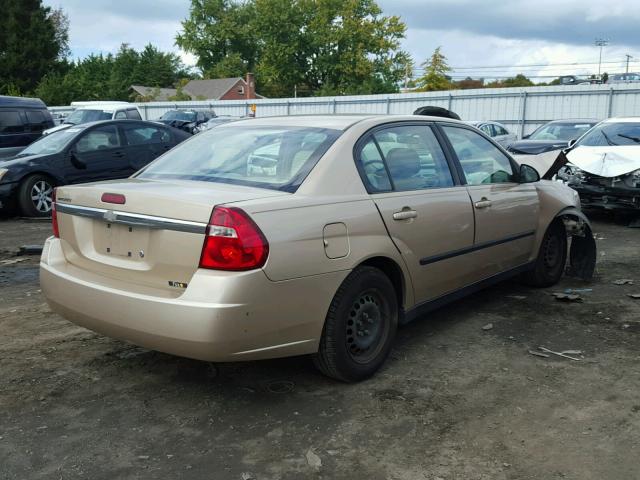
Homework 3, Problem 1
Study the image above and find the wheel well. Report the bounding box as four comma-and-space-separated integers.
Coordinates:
359, 256, 405, 311
19, 172, 59, 187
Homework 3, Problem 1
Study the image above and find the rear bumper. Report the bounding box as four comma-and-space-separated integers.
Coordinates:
40, 237, 347, 362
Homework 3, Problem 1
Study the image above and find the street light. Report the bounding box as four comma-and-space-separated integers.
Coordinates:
595, 38, 609, 77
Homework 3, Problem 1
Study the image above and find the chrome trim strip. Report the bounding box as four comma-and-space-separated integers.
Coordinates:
56, 203, 207, 234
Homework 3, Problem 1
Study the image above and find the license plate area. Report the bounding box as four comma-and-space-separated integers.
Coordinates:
97, 222, 151, 259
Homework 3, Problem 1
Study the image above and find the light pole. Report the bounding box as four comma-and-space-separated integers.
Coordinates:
625, 54, 633, 74
595, 38, 609, 78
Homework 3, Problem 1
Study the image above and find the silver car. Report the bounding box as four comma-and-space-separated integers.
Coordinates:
467, 121, 517, 148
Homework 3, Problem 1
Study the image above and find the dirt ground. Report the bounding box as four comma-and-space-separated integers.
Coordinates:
0, 212, 639, 480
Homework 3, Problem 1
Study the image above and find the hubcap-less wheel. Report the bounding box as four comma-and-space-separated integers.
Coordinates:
346, 290, 388, 364
542, 235, 560, 269
31, 180, 53, 213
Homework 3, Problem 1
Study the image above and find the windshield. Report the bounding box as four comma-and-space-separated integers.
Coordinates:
160, 111, 197, 122
529, 122, 594, 141
65, 109, 112, 125
137, 126, 342, 192
20, 128, 80, 156
577, 122, 640, 147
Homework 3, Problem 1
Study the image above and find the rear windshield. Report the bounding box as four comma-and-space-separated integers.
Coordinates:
137, 126, 342, 192
529, 122, 594, 141
65, 109, 112, 125
577, 122, 640, 146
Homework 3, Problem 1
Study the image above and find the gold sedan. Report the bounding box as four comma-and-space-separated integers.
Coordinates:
40, 115, 596, 382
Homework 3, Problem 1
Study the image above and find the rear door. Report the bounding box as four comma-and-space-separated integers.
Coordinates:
66, 124, 130, 183
440, 124, 539, 277
356, 123, 476, 304
120, 122, 173, 172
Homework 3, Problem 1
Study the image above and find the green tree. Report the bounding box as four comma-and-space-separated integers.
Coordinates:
176, 0, 411, 97
0, 0, 68, 94
415, 47, 452, 92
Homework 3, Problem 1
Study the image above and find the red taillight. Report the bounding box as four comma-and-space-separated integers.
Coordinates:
101, 193, 126, 204
199, 206, 269, 271
52, 188, 59, 238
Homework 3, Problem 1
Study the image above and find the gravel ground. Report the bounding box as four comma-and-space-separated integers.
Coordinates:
0, 213, 639, 480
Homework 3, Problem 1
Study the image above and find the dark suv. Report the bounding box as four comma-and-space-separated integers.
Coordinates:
0, 96, 54, 158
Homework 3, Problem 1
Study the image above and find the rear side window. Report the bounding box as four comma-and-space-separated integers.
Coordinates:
479, 124, 494, 137
122, 124, 170, 145
442, 126, 515, 185
0, 110, 25, 133
356, 125, 454, 192
495, 125, 509, 136
26, 110, 48, 132
114, 110, 127, 119
126, 109, 142, 120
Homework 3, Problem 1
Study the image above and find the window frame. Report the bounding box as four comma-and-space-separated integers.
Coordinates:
435, 122, 522, 186
353, 121, 463, 194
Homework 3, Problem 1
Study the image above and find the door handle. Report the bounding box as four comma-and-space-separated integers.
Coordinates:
113, 151, 125, 158
474, 197, 492, 209
392, 208, 418, 221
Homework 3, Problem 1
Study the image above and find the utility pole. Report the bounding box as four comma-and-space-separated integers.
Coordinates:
625, 54, 633, 74
595, 38, 609, 78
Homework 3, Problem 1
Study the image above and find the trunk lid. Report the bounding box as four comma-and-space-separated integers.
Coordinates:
55, 178, 287, 294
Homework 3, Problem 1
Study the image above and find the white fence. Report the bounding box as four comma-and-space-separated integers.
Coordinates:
50, 83, 640, 137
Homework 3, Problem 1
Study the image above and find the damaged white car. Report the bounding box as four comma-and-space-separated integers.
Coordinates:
558, 118, 640, 211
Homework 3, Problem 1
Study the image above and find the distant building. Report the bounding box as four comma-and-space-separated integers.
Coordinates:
131, 73, 262, 101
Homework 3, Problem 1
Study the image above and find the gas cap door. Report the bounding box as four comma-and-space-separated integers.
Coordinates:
323, 222, 349, 259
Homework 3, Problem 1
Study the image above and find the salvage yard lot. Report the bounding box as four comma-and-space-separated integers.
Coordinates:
0, 214, 639, 480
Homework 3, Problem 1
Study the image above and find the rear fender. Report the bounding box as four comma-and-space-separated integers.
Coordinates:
555, 207, 596, 280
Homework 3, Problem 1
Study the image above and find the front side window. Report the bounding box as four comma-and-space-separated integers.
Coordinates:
443, 126, 515, 185
123, 125, 170, 145
356, 125, 454, 192
75, 126, 120, 153
577, 122, 640, 146
480, 124, 494, 137
138, 126, 341, 192
126, 109, 142, 120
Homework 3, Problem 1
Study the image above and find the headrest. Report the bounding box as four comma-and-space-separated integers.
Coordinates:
386, 148, 421, 178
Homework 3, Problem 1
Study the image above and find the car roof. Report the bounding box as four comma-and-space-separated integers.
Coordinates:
601, 117, 640, 123
545, 119, 599, 125
0, 95, 47, 108
219, 114, 465, 131
75, 104, 136, 112
56, 119, 158, 132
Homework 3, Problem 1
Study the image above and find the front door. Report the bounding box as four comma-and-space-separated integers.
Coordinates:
441, 125, 539, 279
356, 123, 476, 304
66, 125, 129, 183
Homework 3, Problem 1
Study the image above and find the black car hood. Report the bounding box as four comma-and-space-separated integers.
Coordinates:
157, 119, 195, 129
0, 152, 55, 168
508, 139, 569, 155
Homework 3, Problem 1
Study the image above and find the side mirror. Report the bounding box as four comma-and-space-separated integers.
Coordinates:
519, 164, 540, 183
522, 134, 530, 139
69, 150, 87, 170
567, 139, 577, 148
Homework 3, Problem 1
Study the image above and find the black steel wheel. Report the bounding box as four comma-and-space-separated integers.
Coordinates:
313, 266, 398, 382
522, 220, 567, 287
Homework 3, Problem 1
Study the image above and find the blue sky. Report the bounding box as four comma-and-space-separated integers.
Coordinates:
43, 0, 640, 81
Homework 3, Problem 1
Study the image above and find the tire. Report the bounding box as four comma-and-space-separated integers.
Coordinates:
17, 174, 55, 218
522, 220, 567, 287
313, 266, 398, 382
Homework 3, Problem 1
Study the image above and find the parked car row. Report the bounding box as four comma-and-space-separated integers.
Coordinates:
0, 120, 190, 216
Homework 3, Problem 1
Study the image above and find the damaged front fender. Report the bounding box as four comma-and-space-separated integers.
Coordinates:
558, 208, 597, 280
